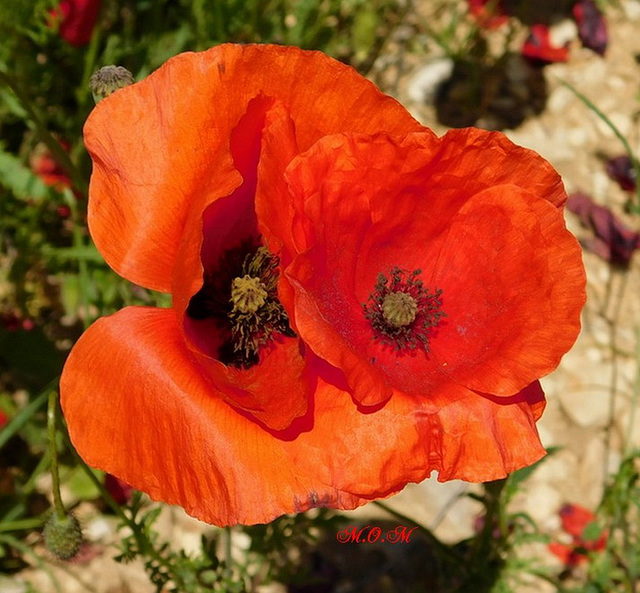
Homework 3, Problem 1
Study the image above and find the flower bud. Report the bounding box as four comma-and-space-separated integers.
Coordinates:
43, 512, 83, 560
90, 66, 134, 103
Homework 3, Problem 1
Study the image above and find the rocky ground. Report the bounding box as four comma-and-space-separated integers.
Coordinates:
6, 1, 640, 591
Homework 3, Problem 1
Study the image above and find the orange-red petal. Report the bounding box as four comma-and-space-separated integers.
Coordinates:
85, 44, 421, 293
281, 132, 585, 404
60, 306, 546, 526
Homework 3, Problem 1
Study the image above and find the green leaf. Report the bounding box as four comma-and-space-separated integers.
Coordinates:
65, 466, 103, 501
0, 149, 51, 202
352, 8, 379, 61
582, 520, 605, 542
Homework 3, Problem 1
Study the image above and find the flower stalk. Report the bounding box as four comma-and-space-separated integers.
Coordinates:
47, 391, 66, 521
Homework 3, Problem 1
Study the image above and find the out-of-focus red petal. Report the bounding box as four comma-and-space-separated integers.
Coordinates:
283, 132, 584, 404
85, 44, 421, 293
104, 474, 133, 505
60, 307, 545, 526
522, 24, 570, 64
548, 542, 582, 565
51, 0, 100, 47
558, 503, 596, 538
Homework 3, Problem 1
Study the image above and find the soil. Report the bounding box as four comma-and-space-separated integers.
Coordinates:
6, 1, 640, 591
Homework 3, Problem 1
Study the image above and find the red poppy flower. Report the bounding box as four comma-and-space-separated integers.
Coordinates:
49, 0, 100, 47
61, 44, 585, 526
104, 474, 133, 506
549, 503, 607, 566
266, 128, 584, 430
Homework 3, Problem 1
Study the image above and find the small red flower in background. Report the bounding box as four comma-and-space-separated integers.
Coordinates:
49, 0, 100, 47
0, 409, 7, 428
60, 45, 585, 526
104, 474, 133, 505
30, 143, 72, 191
30, 141, 80, 217
549, 503, 607, 566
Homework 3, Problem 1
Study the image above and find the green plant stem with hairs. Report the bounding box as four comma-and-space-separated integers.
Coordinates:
47, 391, 67, 521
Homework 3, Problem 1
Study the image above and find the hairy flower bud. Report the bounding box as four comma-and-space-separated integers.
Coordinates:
43, 512, 83, 560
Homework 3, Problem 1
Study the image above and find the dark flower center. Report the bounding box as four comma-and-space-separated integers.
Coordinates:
186, 240, 295, 369
363, 267, 445, 352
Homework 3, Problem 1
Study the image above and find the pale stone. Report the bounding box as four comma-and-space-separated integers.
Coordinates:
406, 57, 454, 104
516, 482, 561, 527
623, 0, 640, 20
556, 387, 613, 428
84, 516, 113, 542
566, 126, 590, 147
0, 578, 28, 593
549, 19, 578, 47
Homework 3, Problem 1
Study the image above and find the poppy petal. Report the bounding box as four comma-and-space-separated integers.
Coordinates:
61, 307, 545, 525
165, 96, 309, 430
282, 132, 584, 403
85, 44, 421, 293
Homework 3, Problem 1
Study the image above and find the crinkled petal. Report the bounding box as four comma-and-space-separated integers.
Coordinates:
60, 306, 545, 525
85, 44, 421, 292
283, 132, 585, 403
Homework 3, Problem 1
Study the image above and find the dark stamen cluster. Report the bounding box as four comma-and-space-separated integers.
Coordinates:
186, 240, 295, 369
363, 267, 445, 353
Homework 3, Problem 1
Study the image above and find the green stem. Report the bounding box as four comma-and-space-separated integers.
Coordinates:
47, 392, 66, 520
561, 80, 640, 213
623, 323, 640, 455
0, 517, 45, 533
224, 526, 233, 579
65, 188, 92, 327
0, 382, 53, 450
76, 13, 103, 112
